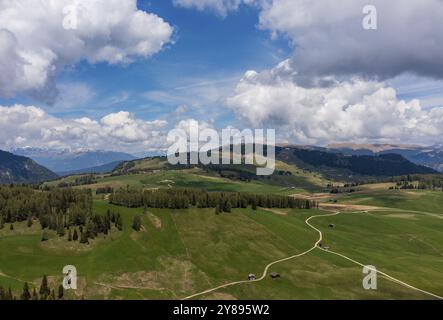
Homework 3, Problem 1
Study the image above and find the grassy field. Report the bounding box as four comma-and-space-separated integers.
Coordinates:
1, 185, 443, 299
45, 157, 328, 195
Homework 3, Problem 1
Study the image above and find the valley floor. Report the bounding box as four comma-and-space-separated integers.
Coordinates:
1, 188, 443, 300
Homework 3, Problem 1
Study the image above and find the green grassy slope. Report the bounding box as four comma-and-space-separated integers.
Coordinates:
1, 187, 443, 299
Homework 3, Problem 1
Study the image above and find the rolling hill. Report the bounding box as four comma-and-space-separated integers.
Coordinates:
57, 160, 124, 177
0, 150, 58, 184
328, 143, 443, 172
275, 146, 437, 178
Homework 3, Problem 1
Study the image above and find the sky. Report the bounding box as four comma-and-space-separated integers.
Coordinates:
0, 0, 443, 153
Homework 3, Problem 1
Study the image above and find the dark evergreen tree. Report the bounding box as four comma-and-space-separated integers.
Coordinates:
39, 275, 50, 298
41, 231, 49, 242
27, 216, 33, 228
21, 282, 31, 300
57, 284, 64, 300
80, 231, 89, 244
32, 288, 38, 300
73, 228, 79, 241
132, 215, 142, 231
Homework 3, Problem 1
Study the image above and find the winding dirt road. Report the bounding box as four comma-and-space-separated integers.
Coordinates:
182, 210, 443, 300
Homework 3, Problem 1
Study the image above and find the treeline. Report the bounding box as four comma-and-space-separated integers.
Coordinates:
389, 174, 443, 190
0, 186, 91, 224
96, 186, 114, 195
0, 186, 121, 243
0, 275, 66, 300
109, 188, 317, 211
51, 175, 97, 188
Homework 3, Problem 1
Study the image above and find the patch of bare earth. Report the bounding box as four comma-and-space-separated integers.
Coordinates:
203, 292, 238, 300
291, 193, 332, 201
319, 203, 382, 211
148, 213, 162, 229
263, 208, 288, 216
384, 213, 418, 220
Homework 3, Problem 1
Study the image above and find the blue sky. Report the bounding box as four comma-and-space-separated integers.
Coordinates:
0, 0, 291, 125
1, 0, 443, 151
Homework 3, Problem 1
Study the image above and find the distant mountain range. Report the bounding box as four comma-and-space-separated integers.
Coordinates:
1, 144, 440, 185
326, 143, 443, 172
11, 147, 137, 173
275, 146, 436, 178
57, 160, 124, 176
0, 150, 58, 184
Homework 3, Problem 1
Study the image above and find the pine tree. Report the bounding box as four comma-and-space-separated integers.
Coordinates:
115, 213, 123, 231
57, 221, 65, 237
10, 224, 14, 231
223, 200, 232, 213
132, 215, 142, 231
21, 282, 31, 300
32, 288, 38, 300
251, 199, 257, 210
41, 231, 49, 242
39, 275, 50, 298
80, 231, 89, 244
57, 284, 64, 300
27, 216, 33, 228
73, 228, 79, 241
7, 287, 13, 300
0, 286, 4, 300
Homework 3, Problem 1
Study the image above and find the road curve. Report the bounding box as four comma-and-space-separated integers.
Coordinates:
182, 211, 340, 300
183, 210, 443, 300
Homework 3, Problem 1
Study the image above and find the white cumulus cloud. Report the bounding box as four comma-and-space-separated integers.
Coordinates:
257, 0, 443, 80
0, 105, 168, 152
0, 0, 173, 102
227, 61, 443, 145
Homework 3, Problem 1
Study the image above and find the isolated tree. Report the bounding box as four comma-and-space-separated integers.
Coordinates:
27, 216, 33, 228
57, 284, 64, 300
132, 215, 142, 232
21, 282, 31, 300
73, 228, 79, 241
41, 231, 49, 242
39, 275, 50, 298
223, 200, 232, 213
251, 199, 257, 210
10, 224, 14, 231
32, 288, 38, 300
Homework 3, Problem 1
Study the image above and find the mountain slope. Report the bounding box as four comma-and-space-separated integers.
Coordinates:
57, 160, 124, 176
110, 145, 437, 186
328, 144, 443, 172
12, 148, 136, 172
276, 146, 436, 177
0, 150, 58, 184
